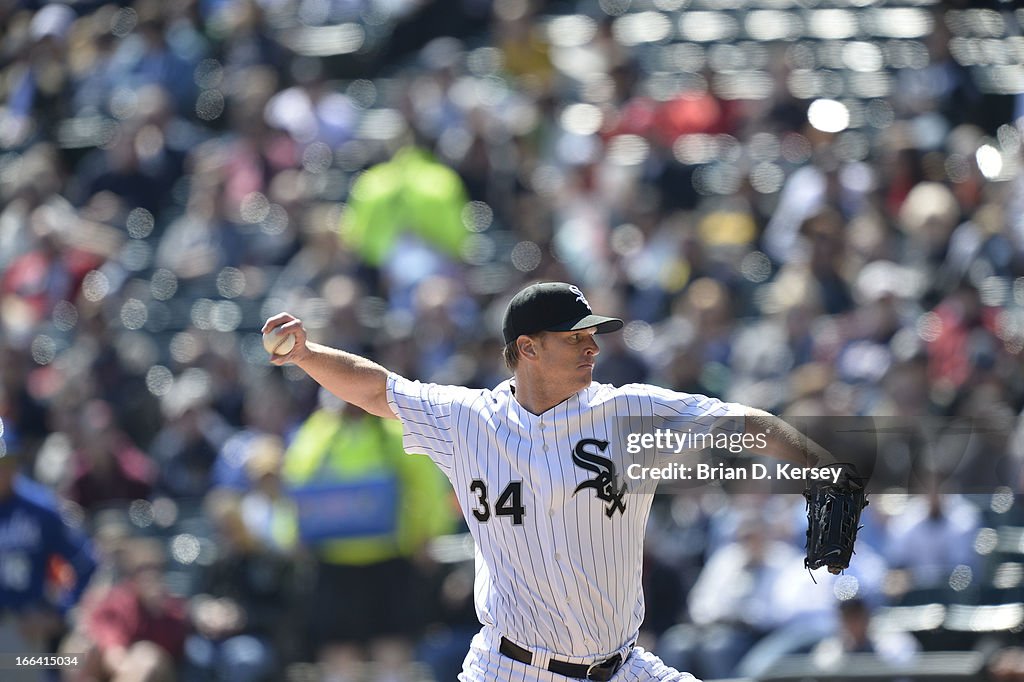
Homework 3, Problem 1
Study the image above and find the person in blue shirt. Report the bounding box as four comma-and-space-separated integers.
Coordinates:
0, 424, 98, 664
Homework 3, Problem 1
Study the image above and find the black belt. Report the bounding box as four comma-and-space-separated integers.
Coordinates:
499, 636, 627, 681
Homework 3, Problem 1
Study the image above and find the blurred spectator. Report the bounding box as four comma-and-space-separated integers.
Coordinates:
280, 398, 455, 682
0, 3, 75, 147
0, 143, 64, 271
341, 145, 470, 307
735, 528, 889, 678
69, 15, 121, 118
893, 18, 980, 130
237, 435, 296, 552
66, 401, 154, 514
217, 78, 299, 240
494, 10, 554, 94
762, 146, 869, 265
898, 181, 962, 278
67, 537, 187, 682
113, 1, 199, 115
880, 141, 926, 220
211, 381, 292, 491
73, 130, 169, 215
0, 426, 97, 674
944, 379, 1020, 492
809, 597, 919, 670
926, 282, 1000, 396
1, 203, 104, 330
728, 296, 825, 411
799, 208, 854, 316
675, 277, 736, 379
149, 387, 233, 500
82, 510, 134, 594
217, 0, 286, 76
884, 482, 982, 601
657, 512, 803, 680
408, 275, 479, 382
184, 491, 294, 682
264, 63, 358, 151
153, 172, 233, 281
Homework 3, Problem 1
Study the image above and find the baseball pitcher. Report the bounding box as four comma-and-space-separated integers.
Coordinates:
264, 282, 865, 682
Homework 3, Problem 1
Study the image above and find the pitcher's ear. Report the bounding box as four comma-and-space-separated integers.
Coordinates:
518, 335, 537, 359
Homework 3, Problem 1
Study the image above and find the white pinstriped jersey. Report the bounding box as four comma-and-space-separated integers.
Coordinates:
386, 373, 744, 660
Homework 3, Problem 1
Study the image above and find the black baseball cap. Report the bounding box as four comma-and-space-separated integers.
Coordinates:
502, 282, 623, 345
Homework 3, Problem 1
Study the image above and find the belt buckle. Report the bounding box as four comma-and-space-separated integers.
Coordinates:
586, 653, 621, 681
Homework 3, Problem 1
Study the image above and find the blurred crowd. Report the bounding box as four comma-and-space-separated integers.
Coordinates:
3, 0, 1024, 679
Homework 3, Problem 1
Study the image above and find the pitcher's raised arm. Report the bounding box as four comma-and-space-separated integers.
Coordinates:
261, 313, 394, 420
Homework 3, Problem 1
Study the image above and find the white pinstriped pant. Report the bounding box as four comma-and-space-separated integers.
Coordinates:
458, 631, 701, 682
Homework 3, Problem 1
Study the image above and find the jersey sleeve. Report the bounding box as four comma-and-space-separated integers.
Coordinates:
616, 383, 749, 468
630, 383, 747, 425
386, 373, 459, 464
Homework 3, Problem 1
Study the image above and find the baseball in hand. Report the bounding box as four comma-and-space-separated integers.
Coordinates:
262, 328, 295, 356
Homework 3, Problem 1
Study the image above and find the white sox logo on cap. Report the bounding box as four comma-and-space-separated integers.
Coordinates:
569, 285, 591, 310
501, 282, 622, 345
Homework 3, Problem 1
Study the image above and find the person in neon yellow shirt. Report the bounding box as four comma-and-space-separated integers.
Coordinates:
281, 396, 456, 682
341, 146, 469, 267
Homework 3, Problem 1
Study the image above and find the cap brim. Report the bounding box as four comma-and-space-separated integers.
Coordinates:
549, 314, 624, 335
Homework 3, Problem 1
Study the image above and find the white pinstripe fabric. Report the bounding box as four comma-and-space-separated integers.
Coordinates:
386, 374, 741, 676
